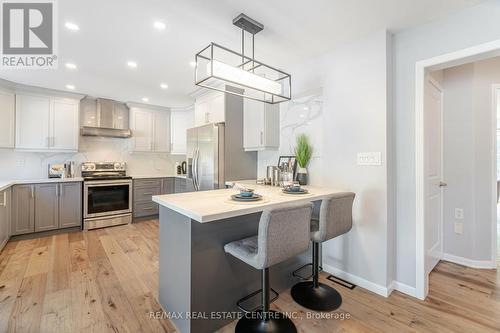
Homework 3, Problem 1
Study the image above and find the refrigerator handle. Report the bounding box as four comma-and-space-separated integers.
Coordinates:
195, 147, 201, 191
193, 148, 199, 191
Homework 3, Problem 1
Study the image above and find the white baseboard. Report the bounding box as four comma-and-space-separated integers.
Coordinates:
388, 281, 416, 297
322, 264, 391, 297
442, 253, 497, 269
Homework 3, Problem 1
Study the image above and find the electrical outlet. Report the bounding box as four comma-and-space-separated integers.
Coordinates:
357, 152, 382, 166
454, 208, 464, 220
454, 222, 464, 234
16, 159, 25, 168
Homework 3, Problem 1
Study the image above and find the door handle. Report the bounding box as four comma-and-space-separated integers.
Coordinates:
439, 181, 447, 187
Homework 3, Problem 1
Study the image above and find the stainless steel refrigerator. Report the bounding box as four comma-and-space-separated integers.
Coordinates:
187, 122, 257, 191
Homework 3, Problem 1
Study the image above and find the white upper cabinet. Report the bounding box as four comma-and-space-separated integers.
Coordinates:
194, 92, 225, 126
129, 106, 171, 153
15, 94, 51, 150
0, 90, 15, 148
51, 99, 79, 150
243, 98, 280, 151
153, 111, 171, 153
171, 107, 194, 155
15, 93, 79, 151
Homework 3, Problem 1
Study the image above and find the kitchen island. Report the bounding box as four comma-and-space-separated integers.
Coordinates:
152, 182, 344, 333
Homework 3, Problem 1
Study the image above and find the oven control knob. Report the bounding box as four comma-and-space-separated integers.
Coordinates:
114, 162, 125, 170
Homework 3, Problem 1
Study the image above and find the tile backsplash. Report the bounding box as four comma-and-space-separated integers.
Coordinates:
0, 136, 185, 179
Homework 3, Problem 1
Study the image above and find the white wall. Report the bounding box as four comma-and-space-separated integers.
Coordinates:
438, 57, 500, 261
0, 136, 184, 179
259, 29, 393, 292
394, 0, 500, 287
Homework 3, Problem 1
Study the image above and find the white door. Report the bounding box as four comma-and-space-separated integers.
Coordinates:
243, 98, 265, 149
51, 99, 79, 151
130, 109, 153, 152
153, 111, 171, 152
424, 77, 444, 275
15, 94, 50, 149
0, 91, 15, 148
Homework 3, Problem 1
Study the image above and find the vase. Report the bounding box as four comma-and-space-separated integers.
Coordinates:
296, 167, 308, 185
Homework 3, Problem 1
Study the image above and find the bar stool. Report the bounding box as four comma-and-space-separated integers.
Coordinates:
291, 192, 355, 312
224, 202, 313, 333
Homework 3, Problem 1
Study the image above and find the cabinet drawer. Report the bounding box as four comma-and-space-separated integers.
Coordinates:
134, 185, 161, 203
134, 179, 162, 188
134, 202, 159, 217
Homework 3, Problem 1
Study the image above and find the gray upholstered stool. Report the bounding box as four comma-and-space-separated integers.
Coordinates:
291, 192, 355, 311
224, 202, 313, 333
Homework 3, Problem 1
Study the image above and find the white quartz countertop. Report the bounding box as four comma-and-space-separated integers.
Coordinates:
131, 174, 187, 179
152, 181, 346, 223
0, 177, 84, 192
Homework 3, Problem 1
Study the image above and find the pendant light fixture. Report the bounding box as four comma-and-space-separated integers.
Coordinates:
194, 13, 291, 104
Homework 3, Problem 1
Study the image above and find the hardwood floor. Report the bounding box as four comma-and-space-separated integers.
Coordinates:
0, 219, 499, 333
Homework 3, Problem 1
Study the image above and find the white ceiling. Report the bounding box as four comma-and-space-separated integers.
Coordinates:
0, 0, 484, 107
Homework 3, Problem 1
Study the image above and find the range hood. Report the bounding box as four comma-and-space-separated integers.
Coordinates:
80, 97, 132, 138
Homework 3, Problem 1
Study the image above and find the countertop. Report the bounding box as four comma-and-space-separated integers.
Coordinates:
0, 177, 84, 192
0, 174, 189, 192
131, 174, 187, 179
152, 181, 345, 223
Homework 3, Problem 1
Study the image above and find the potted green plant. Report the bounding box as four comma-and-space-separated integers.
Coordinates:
294, 134, 313, 185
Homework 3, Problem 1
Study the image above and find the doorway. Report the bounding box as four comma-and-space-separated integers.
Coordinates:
415, 40, 500, 300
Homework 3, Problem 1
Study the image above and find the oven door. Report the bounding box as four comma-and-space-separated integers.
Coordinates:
84, 179, 132, 219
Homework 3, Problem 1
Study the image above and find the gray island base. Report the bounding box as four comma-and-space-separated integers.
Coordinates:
153, 183, 344, 333
158, 206, 312, 333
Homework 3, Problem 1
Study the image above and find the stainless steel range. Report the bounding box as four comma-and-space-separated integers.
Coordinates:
82, 162, 132, 230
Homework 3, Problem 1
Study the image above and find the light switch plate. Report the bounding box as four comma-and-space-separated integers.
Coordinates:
454, 222, 463, 234
454, 208, 464, 220
357, 152, 382, 166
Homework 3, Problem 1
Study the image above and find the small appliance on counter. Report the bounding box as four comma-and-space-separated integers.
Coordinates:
48, 164, 66, 178
48, 162, 77, 179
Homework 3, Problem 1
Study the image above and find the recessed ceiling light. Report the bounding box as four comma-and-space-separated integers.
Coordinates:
65, 62, 77, 70
160, 83, 168, 89
127, 61, 137, 68
65, 22, 79, 31
189, 61, 196, 67
142, 97, 149, 102
154, 21, 166, 30
66, 84, 75, 90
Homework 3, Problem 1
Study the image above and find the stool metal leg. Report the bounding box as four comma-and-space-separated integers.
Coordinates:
235, 268, 297, 333
291, 242, 342, 311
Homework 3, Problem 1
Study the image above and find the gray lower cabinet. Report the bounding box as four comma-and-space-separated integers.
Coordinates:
133, 177, 178, 218
0, 188, 11, 251
133, 179, 162, 218
59, 182, 82, 228
174, 177, 195, 193
11, 182, 82, 236
34, 183, 59, 232
11, 185, 35, 235
161, 178, 175, 194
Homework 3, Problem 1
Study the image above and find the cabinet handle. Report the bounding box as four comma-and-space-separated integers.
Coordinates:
205, 112, 209, 123
143, 192, 153, 195
143, 206, 154, 210
31, 185, 34, 198
0, 192, 5, 207
55, 185, 59, 197
260, 131, 264, 145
